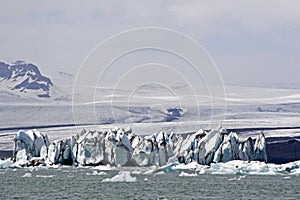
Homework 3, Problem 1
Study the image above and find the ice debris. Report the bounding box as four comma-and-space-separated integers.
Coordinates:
0, 159, 14, 169
102, 171, 137, 182
22, 173, 32, 178
179, 171, 197, 177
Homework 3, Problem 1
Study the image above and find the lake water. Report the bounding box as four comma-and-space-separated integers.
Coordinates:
0, 166, 299, 199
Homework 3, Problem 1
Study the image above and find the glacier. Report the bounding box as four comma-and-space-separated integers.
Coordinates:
0, 126, 296, 175
11, 126, 268, 167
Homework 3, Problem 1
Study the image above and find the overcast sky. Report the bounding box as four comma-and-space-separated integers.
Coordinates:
0, 0, 299, 88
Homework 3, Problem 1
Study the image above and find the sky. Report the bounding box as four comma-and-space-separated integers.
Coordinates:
0, 0, 300, 88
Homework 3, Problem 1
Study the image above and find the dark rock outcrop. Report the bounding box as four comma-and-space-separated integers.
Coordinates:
266, 137, 300, 164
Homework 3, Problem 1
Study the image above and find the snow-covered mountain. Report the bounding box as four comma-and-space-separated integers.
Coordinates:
0, 60, 53, 98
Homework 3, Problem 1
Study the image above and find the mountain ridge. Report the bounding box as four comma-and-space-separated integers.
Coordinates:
0, 60, 53, 98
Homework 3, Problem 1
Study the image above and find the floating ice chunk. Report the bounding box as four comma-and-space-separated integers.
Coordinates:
102, 171, 136, 182
86, 171, 106, 176
240, 161, 277, 175
131, 170, 142, 175
228, 176, 246, 181
143, 166, 158, 175
48, 164, 60, 169
169, 160, 299, 175
167, 156, 179, 164
0, 159, 14, 169
278, 161, 300, 173
198, 167, 206, 175
206, 163, 239, 175
156, 162, 178, 173
179, 172, 197, 177
93, 164, 114, 171
154, 171, 165, 175
172, 161, 202, 171
22, 173, 32, 177
210, 160, 277, 175
291, 167, 300, 175
94, 171, 106, 176
36, 175, 55, 178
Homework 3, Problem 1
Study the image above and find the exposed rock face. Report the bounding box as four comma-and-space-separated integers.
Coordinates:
266, 137, 300, 164
12, 127, 267, 167
0, 61, 53, 97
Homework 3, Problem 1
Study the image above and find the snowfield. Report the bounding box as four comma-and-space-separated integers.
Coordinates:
1, 67, 300, 167
1, 85, 300, 152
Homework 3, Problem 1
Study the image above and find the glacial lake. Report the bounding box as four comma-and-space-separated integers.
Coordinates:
0, 166, 299, 199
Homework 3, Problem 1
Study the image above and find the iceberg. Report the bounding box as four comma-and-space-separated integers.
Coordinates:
253, 132, 267, 161
179, 171, 197, 177
93, 165, 114, 171
164, 160, 300, 176
13, 130, 50, 166
12, 126, 268, 168
22, 173, 32, 178
86, 171, 106, 176
36, 175, 55, 178
0, 159, 14, 169
102, 171, 137, 182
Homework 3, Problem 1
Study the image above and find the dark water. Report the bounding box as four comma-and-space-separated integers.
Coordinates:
0, 167, 299, 200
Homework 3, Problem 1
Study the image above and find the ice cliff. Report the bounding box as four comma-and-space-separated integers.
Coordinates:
12, 127, 267, 167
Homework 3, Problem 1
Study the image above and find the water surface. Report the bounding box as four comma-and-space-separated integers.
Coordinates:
0, 167, 299, 199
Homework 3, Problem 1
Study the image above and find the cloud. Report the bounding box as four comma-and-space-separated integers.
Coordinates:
1, 0, 300, 33
0, 0, 299, 88
168, 0, 300, 35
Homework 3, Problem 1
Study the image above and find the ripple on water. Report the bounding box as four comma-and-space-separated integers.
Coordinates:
0, 168, 299, 199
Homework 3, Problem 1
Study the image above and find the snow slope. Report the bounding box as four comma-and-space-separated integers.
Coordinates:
1, 60, 300, 155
